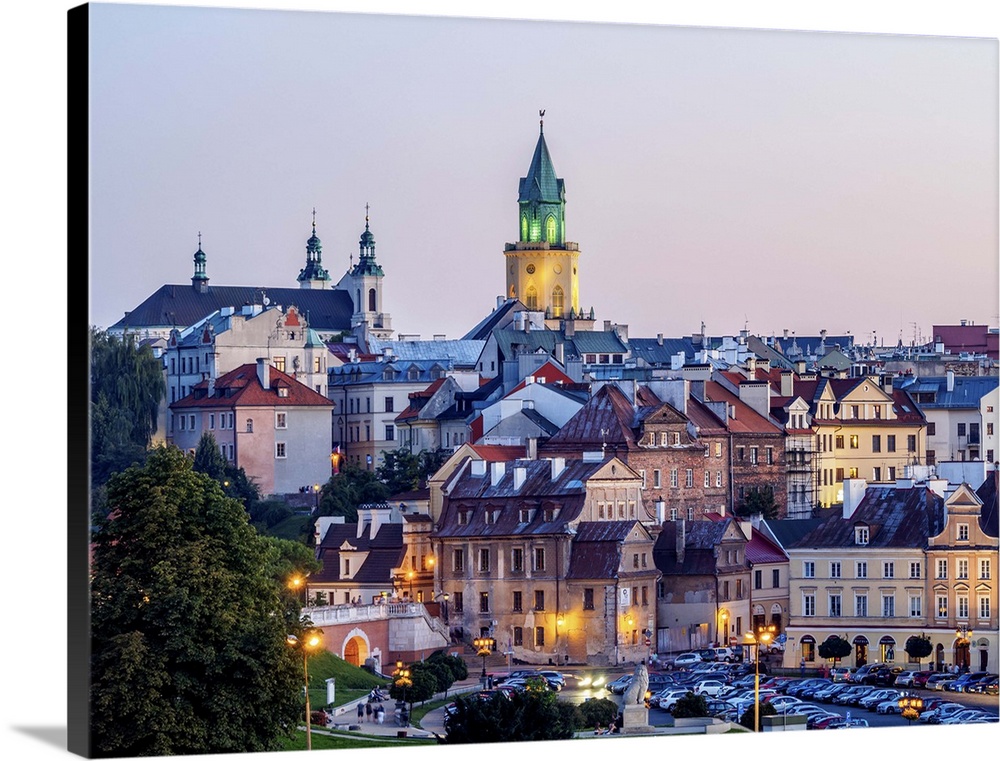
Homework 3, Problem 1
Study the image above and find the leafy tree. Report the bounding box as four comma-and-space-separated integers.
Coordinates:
90, 446, 303, 757
737, 486, 779, 519
443, 687, 577, 744
90, 328, 165, 486
904, 635, 933, 667
376, 447, 449, 495
818, 635, 852, 663
575, 697, 618, 729
738, 701, 776, 731
314, 465, 389, 524
426, 651, 468, 683
672, 692, 710, 718
192, 432, 261, 508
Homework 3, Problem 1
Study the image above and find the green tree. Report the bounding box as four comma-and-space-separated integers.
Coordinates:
192, 432, 261, 508
314, 465, 389, 524
90, 446, 303, 757
818, 635, 853, 663
443, 685, 576, 743
904, 635, 933, 667
672, 692, 710, 718
90, 328, 165, 486
426, 651, 468, 683
575, 697, 618, 729
737, 486, 779, 519
377, 447, 450, 496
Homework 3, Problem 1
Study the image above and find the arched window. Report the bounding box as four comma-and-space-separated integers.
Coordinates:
368, 288, 377, 312
545, 214, 556, 242
246, 419, 253, 433
525, 285, 538, 310
551, 285, 564, 318
355, 289, 361, 312
521, 214, 529, 241
509, 284, 516, 298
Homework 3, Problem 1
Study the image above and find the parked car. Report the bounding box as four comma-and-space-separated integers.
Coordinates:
670, 652, 704, 669
848, 663, 884, 684
966, 675, 998, 695
940, 709, 995, 725
926, 673, 959, 691
606, 675, 633, 694
829, 666, 856, 683
693, 679, 729, 697
658, 689, 697, 713
893, 671, 916, 688
825, 717, 870, 730
944, 671, 989, 692
493, 669, 540, 685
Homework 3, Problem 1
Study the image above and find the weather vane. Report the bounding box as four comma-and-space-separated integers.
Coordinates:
539, 109, 545, 131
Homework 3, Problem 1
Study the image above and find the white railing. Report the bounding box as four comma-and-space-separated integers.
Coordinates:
304, 601, 425, 626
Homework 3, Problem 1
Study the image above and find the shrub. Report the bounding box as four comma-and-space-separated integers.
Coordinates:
739, 701, 776, 730
576, 698, 618, 729
672, 692, 709, 718
310, 710, 328, 727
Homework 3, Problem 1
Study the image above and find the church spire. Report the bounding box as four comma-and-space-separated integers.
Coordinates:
518, 111, 565, 244
352, 203, 383, 275
297, 208, 331, 288
191, 231, 209, 292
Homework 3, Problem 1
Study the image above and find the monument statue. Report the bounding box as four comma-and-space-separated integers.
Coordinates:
622, 661, 649, 705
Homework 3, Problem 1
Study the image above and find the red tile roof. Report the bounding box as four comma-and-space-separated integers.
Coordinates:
468, 444, 528, 461
509, 360, 577, 393
170, 363, 333, 409
702, 381, 782, 435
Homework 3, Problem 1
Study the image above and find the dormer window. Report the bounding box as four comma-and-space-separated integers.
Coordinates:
485, 509, 499, 525
519, 508, 533, 524
544, 507, 557, 522
457, 510, 469, 526
278, 387, 289, 398
957, 523, 969, 541
855, 526, 869, 545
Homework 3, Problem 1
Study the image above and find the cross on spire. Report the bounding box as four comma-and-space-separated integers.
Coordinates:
539, 109, 545, 132
312, 207, 316, 233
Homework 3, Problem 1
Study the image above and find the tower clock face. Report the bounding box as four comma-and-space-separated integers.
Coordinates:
553, 264, 562, 274
526, 264, 535, 274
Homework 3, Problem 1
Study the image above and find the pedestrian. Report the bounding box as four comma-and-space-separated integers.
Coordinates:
376, 704, 385, 725
366, 701, 373, 722
800, 657, 806, 677
357, 701, 364, 723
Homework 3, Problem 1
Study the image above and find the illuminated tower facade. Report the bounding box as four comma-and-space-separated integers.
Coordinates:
504, 113, 582, 326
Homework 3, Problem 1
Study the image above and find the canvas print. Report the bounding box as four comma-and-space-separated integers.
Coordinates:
74, 2, 999, 757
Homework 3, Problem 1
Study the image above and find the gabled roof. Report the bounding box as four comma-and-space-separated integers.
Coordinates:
745, 528, 788, 565
702, 381, 782, 435
462, 298, 526, 341
111, 284, 354, 333
542, 384, 639, 452
895, 375, 999, 409
311, 522, 406, 584
367, 337, 485, 368
566, 521, 653, 581
653, 520, 732, 576
170, 363, 332, 409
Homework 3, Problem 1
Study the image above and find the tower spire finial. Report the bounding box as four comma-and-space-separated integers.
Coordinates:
312, 207, 316, 234
198, 230, 202, 249
539, 109, 545, 133
365, 202, 370, 229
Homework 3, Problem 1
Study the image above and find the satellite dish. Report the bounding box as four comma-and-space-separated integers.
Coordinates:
263, 296, 270, 306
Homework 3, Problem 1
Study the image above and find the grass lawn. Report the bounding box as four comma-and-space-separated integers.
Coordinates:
277, 729, 436, 751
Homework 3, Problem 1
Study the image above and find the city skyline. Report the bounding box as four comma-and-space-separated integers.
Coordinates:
89, 5, 998, 345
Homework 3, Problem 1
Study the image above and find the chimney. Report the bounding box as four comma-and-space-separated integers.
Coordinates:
780, 371, 794, 397
795, 360, 807, 374
471, 459, 487, 477
256, 358, 270, 389
657, 333, 664, 346
491, 461, 507, 486
526, 437, 538, 460
738, 381, 770, 420
946, 370, 955, 393
739, 520, 753, 541
842, 478, 867, 519
554, 342, 565, 365
675, 519, 686, 564
513, 466, 527, 491
550, 457, 566, 480
207, 377, 216, 396
655, 498, 665, 524
433, 334, 446, 341
746, 356, 757, 377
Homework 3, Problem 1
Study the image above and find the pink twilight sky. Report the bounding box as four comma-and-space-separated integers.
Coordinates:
87, 2, 998, 346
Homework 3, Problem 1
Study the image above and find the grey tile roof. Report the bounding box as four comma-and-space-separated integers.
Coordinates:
367, 337, 486, 368
462, 299, 525, 341
895, 375, 999, 409
111, 284, 354, 333
312, 523, 406, 584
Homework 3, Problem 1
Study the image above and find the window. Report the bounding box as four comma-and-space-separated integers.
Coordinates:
583, 588, 594, 610
453, 549, 465, 573
511, 548, 524, 573
872, 435, 881, 453
479, 548, 490, 573
855, 526, 869, 545
772, 569, 780, 588
669, 469, 677, 487
909, 595, 922, 618
988, 423, 995, 436
384, 396, 394, 413
535, 626, 545, 647
512, 591, 522, 612
736, 579, 744, 599
245, 418, 253, 433
715, 442, 722, 457
366, 397, 371, 413
829, 594, 842, 617
851, 404, 860, 419
179, 415, 186, 431
639, 469, 646, 489
479, 592, 490, 613
209, 413, 215, 430
882, 595, 895, 617
927, 421, 936, 435
633, 553, 640, 569
887, 435, 896, 452
958, 422, 967, 437
936, 596, 948, 618
855, 594, 868, 617
803, 594, 816, 617
766, 447, 774, 465
754, 569, 762, 590
907, 435, 916, 453
856, 561, 868, 578
749, 447, 758, 465
275, 412, 287, 429
830, 561, 841, 579
957, 595, 969, 619
385, 425, 394, 441
835, 436, 844, 450
803, 561, 815, 578
849, 435, 859, 449
722, 581, 730, 600
957, 524, 969, 541
873, 467, 881, 482
275, 442, 286, 458
909, 562, 921, 579
534, 590, 545, 610
513, 626, 523, 646
273, 356, 285, 372
653, 469, 662, 488
642, 552, 648, 568
883, 561, 894, 579
957, 559, 969, 579
642, 586, 649, 606
936, 559, 947, 579
979, 595, 991, 620
704, 470, 710, 487
716, 471, 723, 487
980, 558, 991, 580
534, 548, 545, 571
551, 285, 564, 318
737, 446, 746, 461
685, 469, 693, 488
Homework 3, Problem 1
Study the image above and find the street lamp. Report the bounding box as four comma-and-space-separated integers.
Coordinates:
288, 574, 308, 608
434, 591, 450, 624
287, 629, 323, 751
743, 624, 774, 732
954, 624, 973, 671
406, 570, 414, 600
899, 695, 924, 725
719, 610, 728, 646
312, 483, 320, 511
473, 636, 495, 684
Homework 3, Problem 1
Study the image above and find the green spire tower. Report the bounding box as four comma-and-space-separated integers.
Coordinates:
505, 112, 582, 324
191, 231, 209, 293
297, 208, 332, 289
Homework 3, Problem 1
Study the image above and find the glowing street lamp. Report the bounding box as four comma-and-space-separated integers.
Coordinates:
743, 624, 775, 732
287, 629, 323, 750
473, 636, 495, 683
288, 574, 307, 607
